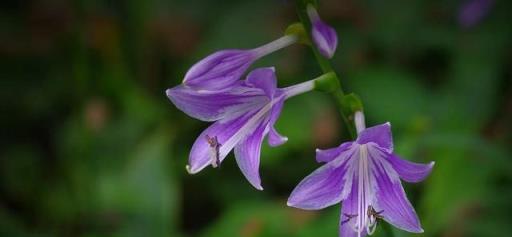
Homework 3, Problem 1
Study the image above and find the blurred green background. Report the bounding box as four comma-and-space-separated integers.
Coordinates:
1, 0, 511, 236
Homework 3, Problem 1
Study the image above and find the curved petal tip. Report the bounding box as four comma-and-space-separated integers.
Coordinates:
255, 184, 264, 191
185, 165, 197, 174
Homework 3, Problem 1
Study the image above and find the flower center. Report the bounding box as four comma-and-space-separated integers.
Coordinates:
348, 144, 386, 236
366, 205, 383, 235
355, 144, 373, 237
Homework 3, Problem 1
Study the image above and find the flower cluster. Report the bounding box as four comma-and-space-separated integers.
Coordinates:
165, 3, 434, 237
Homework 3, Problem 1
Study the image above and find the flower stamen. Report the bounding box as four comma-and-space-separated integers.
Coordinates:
341, 213, 358, 225
206, 135, 221, 168
366, 205, 384, 235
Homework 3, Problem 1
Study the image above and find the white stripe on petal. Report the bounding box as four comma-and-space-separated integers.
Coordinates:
219, 95, 283, 159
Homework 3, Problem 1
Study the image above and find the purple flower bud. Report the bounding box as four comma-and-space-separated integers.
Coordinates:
458, 0, 494, 29
182, 35, 297, 91
307, 5, 338, 59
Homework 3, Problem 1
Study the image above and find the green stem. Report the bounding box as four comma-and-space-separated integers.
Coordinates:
295, 0, 356, 138
295, 5, 396, 237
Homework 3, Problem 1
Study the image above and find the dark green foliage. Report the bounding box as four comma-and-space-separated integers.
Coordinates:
0, 0, 511, 236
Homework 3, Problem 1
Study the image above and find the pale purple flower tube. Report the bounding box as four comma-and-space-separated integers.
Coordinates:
182, 35, 297, 91
287, 112, 434, 237
307, 5, 338, 59
167, 67, 315, 190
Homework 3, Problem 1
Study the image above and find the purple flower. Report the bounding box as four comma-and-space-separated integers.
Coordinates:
458, 0, 494, 28
307, 5, 338, 59
287, 112, 434, 236
167, 67, 315, 190
182, 35, 297, 91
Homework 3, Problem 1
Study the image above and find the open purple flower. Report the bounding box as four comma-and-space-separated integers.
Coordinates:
167, 67, 315, 190
307, 5, 338, 59
287, 112, 434, 237
183, 35, 297, 91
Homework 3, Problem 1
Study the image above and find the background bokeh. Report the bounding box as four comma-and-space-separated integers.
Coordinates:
1, 0, 511, 236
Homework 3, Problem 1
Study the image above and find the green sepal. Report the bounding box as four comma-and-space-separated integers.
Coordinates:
341, 93, 364, 117
285, 22, 310, 45
298, 0, 318, 8
313, 71, 339, 93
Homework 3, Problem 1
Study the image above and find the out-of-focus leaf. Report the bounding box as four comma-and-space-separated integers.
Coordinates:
420, 132, 510, 235
260, 92, 331, 166
95, 128, 178, 236
348, 67, 429, 129
200, 201, 339, 237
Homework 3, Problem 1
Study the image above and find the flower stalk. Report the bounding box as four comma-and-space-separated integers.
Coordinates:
295, 0, 357, 138
294, 3, 401, 237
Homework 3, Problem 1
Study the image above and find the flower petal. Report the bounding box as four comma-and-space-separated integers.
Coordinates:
187, 112, 255, 174
267, 96, 287, 147
246, 67, 277, 99
166, 85, 266, 122
268, 127, 287, 147
316, 142, 353, 163
340, 178, 367, 237
287, 154, 353, 210
373, 160, 424, 233
183, 50, 257, 90
387, 153, 435, 183
234, 120, 268, 190
357, 122, 393, 152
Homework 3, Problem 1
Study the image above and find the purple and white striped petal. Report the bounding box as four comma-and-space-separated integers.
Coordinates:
187, 111, 256, 174
267, 96, 287, 147
287, 147, 355, 210
374, 159, 424, 233
246, 67, 277, 99
245, 67, 288, 147
316, 142, 353, 163
386, 153, 435, 183
357, 122, 393, 152
234, 120, 268, 190
352, 144, 378, 236
307, 5, 338, 59
340, 178, 367, 237
166, 84, 266, 122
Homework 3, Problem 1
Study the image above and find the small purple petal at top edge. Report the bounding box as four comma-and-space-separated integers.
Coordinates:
458, 0, 495, 28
